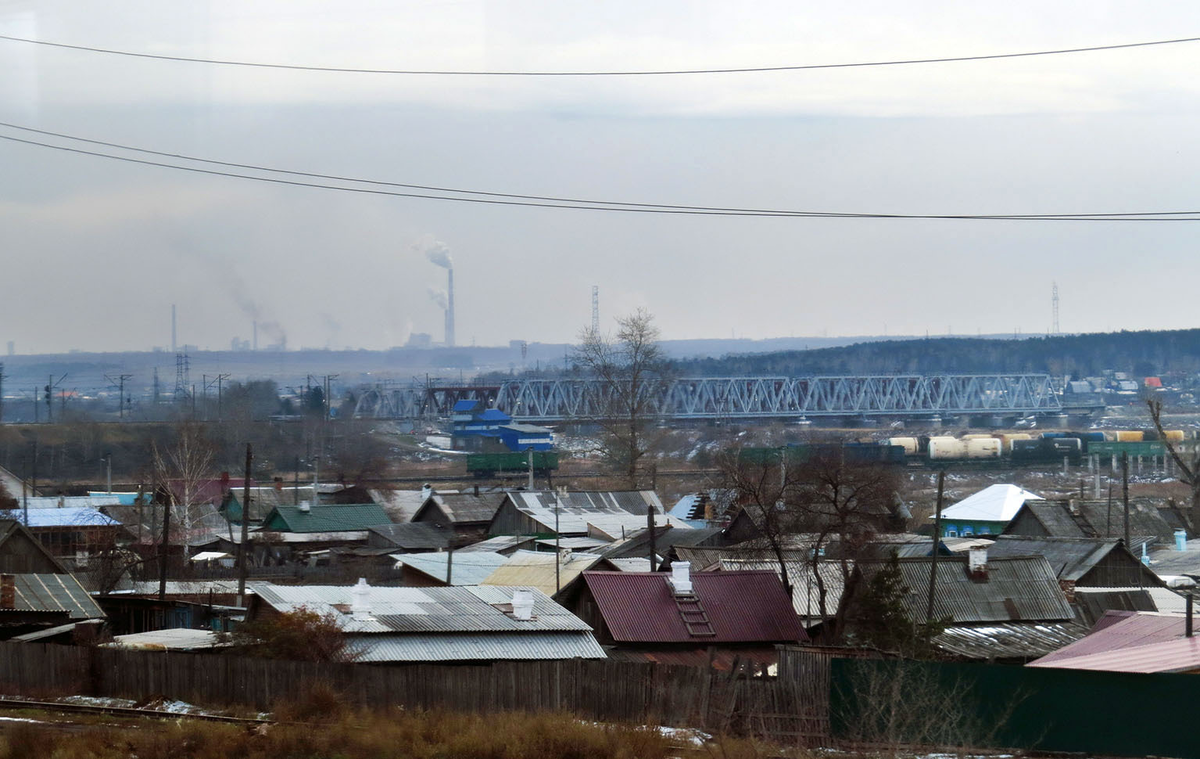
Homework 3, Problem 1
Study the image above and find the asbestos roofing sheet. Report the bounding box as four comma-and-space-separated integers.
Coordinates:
934, 622, 1087, 660
348, 631, 606, 662
251, 583, 590, 633
392, 551, 507, 586
879, 556, 1074, 624
11, 574, 105, 620
481, 550, 606, 596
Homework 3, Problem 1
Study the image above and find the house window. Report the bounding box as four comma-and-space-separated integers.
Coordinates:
946, 530, 958, 537
962, 529, 974, 536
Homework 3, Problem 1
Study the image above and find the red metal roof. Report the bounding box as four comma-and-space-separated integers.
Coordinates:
1031, 611, 1186, 665
582, 570, 807, 644
1028, 635, 1200, 673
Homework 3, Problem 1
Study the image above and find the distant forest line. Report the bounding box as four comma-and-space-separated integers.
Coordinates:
673, 329, 1200, 378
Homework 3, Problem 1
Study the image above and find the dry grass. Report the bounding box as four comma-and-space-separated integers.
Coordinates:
0, 705, 692, 759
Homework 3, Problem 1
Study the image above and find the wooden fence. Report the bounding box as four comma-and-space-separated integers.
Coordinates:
0, 642, 844, 742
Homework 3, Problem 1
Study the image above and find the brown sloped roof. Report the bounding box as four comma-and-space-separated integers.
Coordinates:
582, 570, 806, 644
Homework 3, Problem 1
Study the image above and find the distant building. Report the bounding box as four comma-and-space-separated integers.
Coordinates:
450, 400, 553, 452
934, 484, 1044, 537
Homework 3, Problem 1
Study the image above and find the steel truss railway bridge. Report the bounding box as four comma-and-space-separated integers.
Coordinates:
353, 374, 1068, 423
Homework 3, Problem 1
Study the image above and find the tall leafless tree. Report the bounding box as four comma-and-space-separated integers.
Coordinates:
720, 446, 900, 638
1147, 397, 1200, 530
572, 309, 669, 488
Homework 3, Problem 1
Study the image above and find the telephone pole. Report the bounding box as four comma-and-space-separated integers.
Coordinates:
0, 362, 6, 423
105, 374, 133, 419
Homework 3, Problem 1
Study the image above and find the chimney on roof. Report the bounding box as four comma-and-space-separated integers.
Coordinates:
968, 546, 988, 581
0, 575, 13, 610
298, 501, 311, 513
669, 563, 693, 596
1068, 498, 1079, 516
512, 589, 534, 620
351, 578, 372, 620
422, 483, 433, 501
274, 477, 283, 492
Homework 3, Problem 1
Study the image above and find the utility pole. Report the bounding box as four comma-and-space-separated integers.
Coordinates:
158, 484, 171, 602
926, 471, 946, 622
237, 443, 252, 606
0, 362, 5, 423
1122, 452, 1131, 549
216, 374, 229, 421
647, 504, 658, 573
44, 373, 66, 423
105, 374, 132, 419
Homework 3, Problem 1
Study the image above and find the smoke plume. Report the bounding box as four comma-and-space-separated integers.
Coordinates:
426, 288, 448, 309
415, 235, 453, 269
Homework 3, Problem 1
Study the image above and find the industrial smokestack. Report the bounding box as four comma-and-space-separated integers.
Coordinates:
171, 304, 177, 353
446, 268, 455, 348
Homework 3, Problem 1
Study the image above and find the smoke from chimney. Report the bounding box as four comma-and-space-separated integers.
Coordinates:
415, 236, 455, 347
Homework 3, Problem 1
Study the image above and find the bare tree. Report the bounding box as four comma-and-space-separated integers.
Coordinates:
1147, 397, 1200, 530
721, 445, 900, 638
572, 309, 669, 488
152, 421, 217, 540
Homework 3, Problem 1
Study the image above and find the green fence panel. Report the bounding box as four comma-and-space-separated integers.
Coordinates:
832, 658, 1200, 759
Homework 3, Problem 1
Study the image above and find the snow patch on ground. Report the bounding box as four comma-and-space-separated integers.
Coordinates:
655, 726, 710, 746
0, 716, 44, 724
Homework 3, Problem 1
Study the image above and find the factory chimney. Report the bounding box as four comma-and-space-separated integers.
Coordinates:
445, 268, 456, 348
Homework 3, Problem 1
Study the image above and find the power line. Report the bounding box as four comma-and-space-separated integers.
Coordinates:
0, 33, 1197, 76
2, 128, 1200, 221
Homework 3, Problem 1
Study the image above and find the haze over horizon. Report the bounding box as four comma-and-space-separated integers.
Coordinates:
4, 2, 1200, 354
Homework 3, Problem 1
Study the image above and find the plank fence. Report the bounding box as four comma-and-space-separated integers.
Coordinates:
0, 642, 848, 743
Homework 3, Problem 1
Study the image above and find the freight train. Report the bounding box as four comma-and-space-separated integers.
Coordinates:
741, 429, 1182, 468
466, 451, 560, 478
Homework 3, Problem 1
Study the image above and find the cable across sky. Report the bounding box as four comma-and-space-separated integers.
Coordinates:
2, 124, 1198, 221
0, 33, 1197, 76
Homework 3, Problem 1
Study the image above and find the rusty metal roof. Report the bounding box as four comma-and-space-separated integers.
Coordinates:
582, 570, 806, 644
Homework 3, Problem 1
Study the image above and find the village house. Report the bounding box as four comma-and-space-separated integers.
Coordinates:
0, 519, 106, 641
487, 491, 687, 539
246, 580, 606, 663
575, 566, 806, 669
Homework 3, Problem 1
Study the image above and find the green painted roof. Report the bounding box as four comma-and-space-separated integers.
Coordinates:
261, 504, 392, 533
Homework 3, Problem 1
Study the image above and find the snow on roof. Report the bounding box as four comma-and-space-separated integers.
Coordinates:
938, 484, 1044, 523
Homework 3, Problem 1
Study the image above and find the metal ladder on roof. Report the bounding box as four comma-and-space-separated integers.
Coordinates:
675, 594, 717, 637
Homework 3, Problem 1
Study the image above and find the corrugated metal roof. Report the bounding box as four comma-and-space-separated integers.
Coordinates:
392, 551, 507, 585
1015, 499, 1175, 545
934, 622, 1087, 660
110, 628, 228, 650
718, 558, 848, 621
1028, 634, 1200, 673
457, 535, 537, 555
535, 537, 609, 551
482, 550, 607, 596
116, 580, 241, 596
862, 556, 1075, 624
582, 570, 806, 644
1032, 611, 1187, 665
984, 535, 1128, 582
368, 489, 425, 523
2, 507, 122, 528
369, 523, 451, 550
591, 526, 723, 560
263, 504, 391, 533
608, 558, 653, 572
498, 492, 687, 536
251, 583, 591, 633
14, 496, 123, 510
7, 574, 105, 620
348, 631, 606, 662
426, 493, 506, 523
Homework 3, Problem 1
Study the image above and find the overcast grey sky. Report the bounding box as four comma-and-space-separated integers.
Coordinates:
3, 1, 1200, 353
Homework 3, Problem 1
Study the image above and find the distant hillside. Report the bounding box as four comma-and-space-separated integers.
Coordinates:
675, 329, 1200, 378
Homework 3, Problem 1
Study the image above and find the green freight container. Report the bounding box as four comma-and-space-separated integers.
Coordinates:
467, 451, 559, 476
1087, 441, 1166, 458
